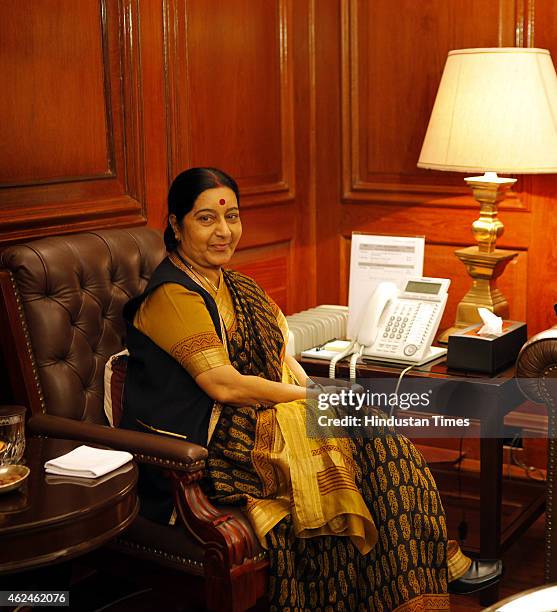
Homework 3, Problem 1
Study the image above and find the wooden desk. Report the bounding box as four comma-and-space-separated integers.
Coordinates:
300, 355, 546, 605
0, 438, 138, 574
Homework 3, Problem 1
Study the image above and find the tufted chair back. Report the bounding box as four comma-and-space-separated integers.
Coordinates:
0, 228, 165, 422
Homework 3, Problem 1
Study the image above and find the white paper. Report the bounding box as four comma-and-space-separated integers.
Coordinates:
44, 445, 133, 479
477, 307, 503, 336
347, 234, 425, 339
301, 340, 353, 361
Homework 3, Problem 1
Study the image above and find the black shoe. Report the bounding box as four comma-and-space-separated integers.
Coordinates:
448, 559, 503, 595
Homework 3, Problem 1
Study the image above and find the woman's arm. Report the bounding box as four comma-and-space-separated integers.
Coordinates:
284, 353, 311, 386
195, 365, 306, 406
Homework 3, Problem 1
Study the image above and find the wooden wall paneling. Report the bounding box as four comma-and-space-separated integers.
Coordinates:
535, 0, 557, 55
1, 1, 110, 184
138, 0, 170, 228
498, 0, 519, 46
338, 234, 351, 305
314, 0, 343, 305
234, 204, 296, 252
121, 0, 146, 206
341, 0, 509, 205
162, 0, 186, 187
327, 0, 527, 314
514, 0, 536, 47
230, 243, 291, 313
0, 0, 148, 244
523, 2, 557, 334
341, 203, 532, 250
524, 182, 557, 334
289, 0, 317, 313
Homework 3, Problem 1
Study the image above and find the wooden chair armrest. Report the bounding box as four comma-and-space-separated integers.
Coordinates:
27, 413, 207, 472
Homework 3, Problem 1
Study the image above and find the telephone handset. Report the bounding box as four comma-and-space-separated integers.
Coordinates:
358, 277, 450, 364
357, 282, 399, 347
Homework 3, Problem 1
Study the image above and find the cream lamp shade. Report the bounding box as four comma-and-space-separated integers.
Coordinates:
418, 47, 557, 173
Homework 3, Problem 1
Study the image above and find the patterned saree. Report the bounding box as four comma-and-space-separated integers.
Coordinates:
205, 270, 450, 612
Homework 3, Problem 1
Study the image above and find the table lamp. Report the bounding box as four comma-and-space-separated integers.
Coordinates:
418, 48, 557, 341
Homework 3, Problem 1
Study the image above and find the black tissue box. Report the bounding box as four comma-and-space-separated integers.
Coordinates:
447, 321, 527, 374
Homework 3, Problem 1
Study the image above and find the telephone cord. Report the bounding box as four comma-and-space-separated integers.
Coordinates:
389, 363, 416, 417
349, 346, 364, 381
328, 340, 357, 380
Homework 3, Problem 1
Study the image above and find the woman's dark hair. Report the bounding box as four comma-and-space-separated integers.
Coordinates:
164, 167, 240, 251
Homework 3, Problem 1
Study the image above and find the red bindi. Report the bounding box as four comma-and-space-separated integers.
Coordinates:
219, 198, 225, 205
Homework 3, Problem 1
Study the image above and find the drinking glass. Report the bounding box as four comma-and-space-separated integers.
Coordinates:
0, 406, 26, 465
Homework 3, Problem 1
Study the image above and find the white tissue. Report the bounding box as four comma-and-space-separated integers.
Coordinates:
477, 308, 503, 336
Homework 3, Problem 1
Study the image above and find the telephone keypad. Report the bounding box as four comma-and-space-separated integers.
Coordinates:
375, 300, 442, 358
363, 277, 449, 363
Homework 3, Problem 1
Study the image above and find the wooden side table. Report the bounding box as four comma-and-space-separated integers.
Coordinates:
0, 437, 138, 574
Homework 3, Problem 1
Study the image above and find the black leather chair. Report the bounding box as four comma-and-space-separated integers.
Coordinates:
0, 228, 268, 611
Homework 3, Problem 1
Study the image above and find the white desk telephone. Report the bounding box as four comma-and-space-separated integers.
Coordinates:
328, 276, 450, 379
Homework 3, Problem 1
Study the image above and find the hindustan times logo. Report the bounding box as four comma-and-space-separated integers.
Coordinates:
317, 388, 432, 412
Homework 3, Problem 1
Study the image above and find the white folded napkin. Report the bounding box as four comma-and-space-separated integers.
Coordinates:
45, 462, 134, 486
44, 445, 133, 478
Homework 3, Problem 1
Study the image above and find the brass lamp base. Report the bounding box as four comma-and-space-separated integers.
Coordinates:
438, 172, 518, 345
438, 245, 517, 344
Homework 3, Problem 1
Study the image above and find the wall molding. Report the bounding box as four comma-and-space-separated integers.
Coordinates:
0, 0, 147, 244
340, 0, 527, 212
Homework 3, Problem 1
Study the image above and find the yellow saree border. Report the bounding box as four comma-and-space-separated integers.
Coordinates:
394, 593, 450, 611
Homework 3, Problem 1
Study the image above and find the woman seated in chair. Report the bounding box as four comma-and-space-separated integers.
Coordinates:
120, 167, 499, 611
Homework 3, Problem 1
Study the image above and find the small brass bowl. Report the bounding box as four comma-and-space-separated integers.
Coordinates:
0, 465, 30, 494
